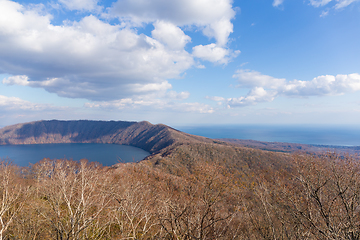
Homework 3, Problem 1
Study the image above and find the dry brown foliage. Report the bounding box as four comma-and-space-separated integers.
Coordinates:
0, 151, 359, 239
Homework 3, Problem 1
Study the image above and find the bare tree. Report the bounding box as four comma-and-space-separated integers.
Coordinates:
157, 163, 239, 239
33, 159, 112, 240
0, 160, 28, 240
107, 164, 160, 239
270, 153, 360, 239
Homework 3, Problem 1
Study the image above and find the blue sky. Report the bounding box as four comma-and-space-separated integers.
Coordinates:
0, 0, 359, 127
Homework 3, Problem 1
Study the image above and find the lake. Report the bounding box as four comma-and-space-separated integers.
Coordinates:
0, 143, 150, 167
177, 125, 360, 146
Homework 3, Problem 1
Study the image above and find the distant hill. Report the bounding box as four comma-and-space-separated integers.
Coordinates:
0, 120, 295, 173
3, 119, 357, 175
0, 120, 216, 154
219, 138, 360, 155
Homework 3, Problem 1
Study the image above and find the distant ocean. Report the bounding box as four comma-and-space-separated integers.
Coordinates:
176, 125, 360, 147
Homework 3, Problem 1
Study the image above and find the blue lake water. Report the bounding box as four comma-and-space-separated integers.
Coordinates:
0, 143, 150, 167
176, 125, 360, 147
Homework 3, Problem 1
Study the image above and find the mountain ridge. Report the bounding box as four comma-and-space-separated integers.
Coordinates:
2, 120, 358, 157
0, 120, 217, 154
0, 120, 295, 180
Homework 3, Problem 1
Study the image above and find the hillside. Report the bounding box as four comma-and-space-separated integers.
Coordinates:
1, 120, 359, 239
0, 120, 217, 154
0, 120, 295, 173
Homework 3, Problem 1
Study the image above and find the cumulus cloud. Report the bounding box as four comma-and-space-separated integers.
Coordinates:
192, 44, 240, 64
280, 73, 360, 96
151, 21, 191, 50
0, 0, 238, 102
108, 0, 236, 46
2, 75, 29, 86
210, 70, 360, 107
0, 1, 197, 101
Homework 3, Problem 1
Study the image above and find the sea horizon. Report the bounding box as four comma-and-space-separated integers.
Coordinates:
176, 124, 360, 147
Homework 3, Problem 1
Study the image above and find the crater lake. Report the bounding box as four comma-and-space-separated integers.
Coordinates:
0, 143, 150, 167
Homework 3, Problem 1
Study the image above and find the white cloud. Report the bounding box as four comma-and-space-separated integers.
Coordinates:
151, 21, 191, 50
308, 0, 359, 11
128, 81, 172, 93
0, 1, 196, 101
82, 85, 212, 114
227, 87, 277, 107
2, 75, 176, 100
233, 69, 285, 89
0, 95, 63, 111
320, 10, 330, 17
277, 0, 359, 11
202, 17, 234, 46
273, 0, 284, 7
192, 44, 240, 64
108, 0, 236, 46
210, 71, 360, 107
2, 75, 29, 86
280, 73, 360, 96
85, 97, 214, 114
309, 0, 333, 7
334, 0, 359, 9
0, 0, 238, 102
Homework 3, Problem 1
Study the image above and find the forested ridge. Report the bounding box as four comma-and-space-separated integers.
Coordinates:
0, 120, 216, 154
0, 120, 359, 239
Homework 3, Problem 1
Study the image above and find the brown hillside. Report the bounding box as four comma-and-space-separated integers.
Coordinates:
0, 120, 217, 154
3, 120, 355, 239
0, 120, 295, 175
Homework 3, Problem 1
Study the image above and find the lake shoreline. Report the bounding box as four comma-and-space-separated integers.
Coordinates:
0, 143, 150, 167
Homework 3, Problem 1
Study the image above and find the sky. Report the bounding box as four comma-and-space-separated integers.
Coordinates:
0, 0, 359, 127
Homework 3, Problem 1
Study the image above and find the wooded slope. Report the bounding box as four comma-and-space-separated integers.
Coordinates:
0, 120, 215, 153
1, 120, 359, 239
